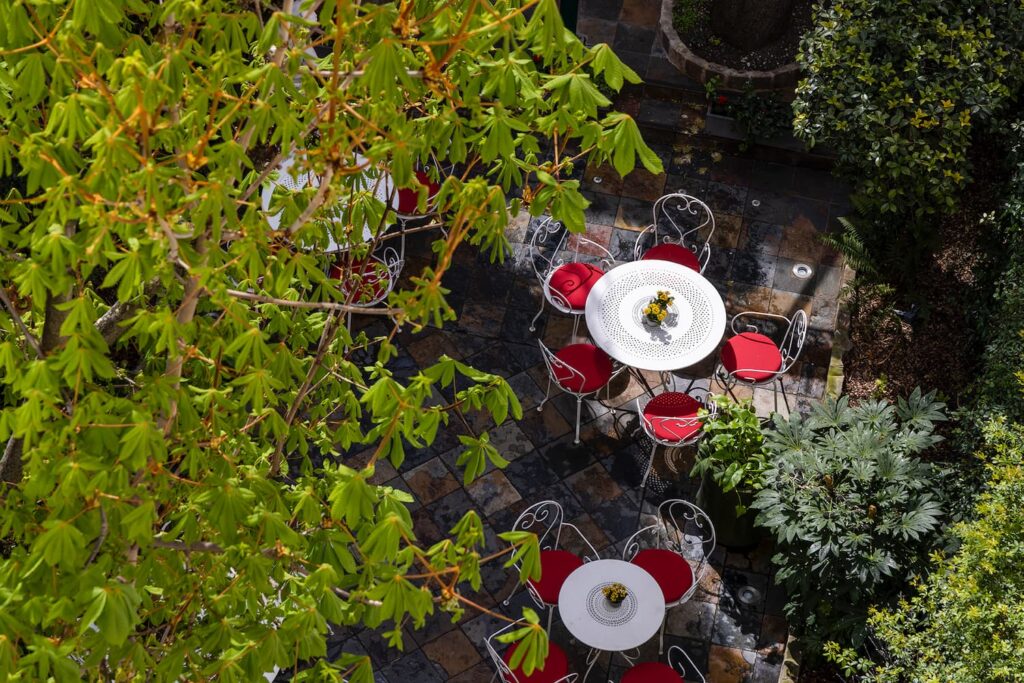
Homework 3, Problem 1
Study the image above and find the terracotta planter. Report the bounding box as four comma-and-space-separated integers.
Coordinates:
695, 473, 761, 549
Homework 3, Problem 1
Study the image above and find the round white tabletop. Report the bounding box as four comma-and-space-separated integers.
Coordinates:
557, 559, 665, 652
584, 260, 726, 372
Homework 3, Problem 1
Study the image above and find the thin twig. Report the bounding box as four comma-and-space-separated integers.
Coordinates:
85, 505, 108, 566
225, 288, 402, 315
0, 287, 41, 357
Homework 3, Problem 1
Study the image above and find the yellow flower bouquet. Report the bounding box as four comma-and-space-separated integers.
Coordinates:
643, 290, 674, 326
601, 582, 629, 605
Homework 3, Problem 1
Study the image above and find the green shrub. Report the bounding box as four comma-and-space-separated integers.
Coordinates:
829, 418, 1024, 682
793, 0, 1024, 223
753, 390, 949, 648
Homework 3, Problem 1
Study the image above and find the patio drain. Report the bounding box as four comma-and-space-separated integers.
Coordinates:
737, 585, 763, 608
592, 176, 603, 184
792, 263, 814, 279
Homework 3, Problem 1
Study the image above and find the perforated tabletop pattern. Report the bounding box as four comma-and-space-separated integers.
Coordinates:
585, 261, 727, 371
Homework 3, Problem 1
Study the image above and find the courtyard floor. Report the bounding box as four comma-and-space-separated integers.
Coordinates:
278, 1, 854, 681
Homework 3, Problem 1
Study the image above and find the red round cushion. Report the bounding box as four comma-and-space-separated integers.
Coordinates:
396, 169, 441, 215
528, 549, 583, 604
503, 641, 570, 683
329, 258, 392, 304
642, 392, 703, 443
720, 331, 783, 382
631, 548, 694, 603
546, 262, 604, 311
641, 243, 701, 272
551, 344, 613, 394
623, 662, 683, 683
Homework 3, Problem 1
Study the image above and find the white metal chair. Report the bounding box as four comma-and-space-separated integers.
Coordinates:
528, 216, 616, 340
634, 193, 715, 273
537, 339, 625, 444
715, 309, 808, 413
613, 644, 706, 683
502, 500, 601, 633
327, 233, 405, 328
485, 619, 578, 683
634, 389, 717, 524
622, 499, 715, 654
393, 158, 451, 233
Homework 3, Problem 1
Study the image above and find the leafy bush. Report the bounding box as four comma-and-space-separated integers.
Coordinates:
692, 395, 767, 498
829, 418, 1024, 682
793, 0, 1024, 222
753, 390, 949, 647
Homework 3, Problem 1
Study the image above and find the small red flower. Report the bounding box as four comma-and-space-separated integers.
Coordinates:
716, 95, 729, 105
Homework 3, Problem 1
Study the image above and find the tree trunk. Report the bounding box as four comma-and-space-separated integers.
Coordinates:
710, 0, 795, 52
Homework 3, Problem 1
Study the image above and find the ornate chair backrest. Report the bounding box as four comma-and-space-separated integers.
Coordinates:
537, 340, 587, 396
623, 499, 715, 587
527, 217, 615, 285
511, 500, 565, 554
636, 193, 715, 267
485, 621, 578, 683
779, 309, 808, 372
667, 645, 706, 683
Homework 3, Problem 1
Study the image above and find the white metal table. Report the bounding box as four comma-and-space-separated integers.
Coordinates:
584, 260, 727, 373
558, 559, 665, 681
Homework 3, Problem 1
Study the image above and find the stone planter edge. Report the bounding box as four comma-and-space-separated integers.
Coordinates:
658, 0, 801, 92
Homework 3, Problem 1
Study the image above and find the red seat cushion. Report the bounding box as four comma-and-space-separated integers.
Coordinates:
550, 344, 613, 394
502, 641, 570, 683
720, 331, 783, 383
329, 258, 391, 304
641, 243, 701, 272
623, 662, 684, 683
528, 549, 583, 604
396, 170, 441, 215
546, 262, 604, 311
631, 549, 694, 603
642, 392, 703, 443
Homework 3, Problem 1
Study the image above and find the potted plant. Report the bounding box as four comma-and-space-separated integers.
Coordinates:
703, 79, 799, 151
691, 395, 767, 548
642, 290, 675, 328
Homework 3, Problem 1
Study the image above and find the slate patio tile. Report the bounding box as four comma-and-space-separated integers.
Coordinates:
459, 612, 510, 659
466, 470, 522, 517
357, 626, 417, 670
791, 166, 840, 201
577, 16, 619, 45
729, 250, 777, 288
720, 568, 770, 616
707, 645, 756, 683
705, 181, 749, 215
749, 654, 785, 683
710, 212, 743, 249
427, 488, 476, 534
619, 0, 661, 25
449, 661, 496, 683
411, 506, 444, 546
586, 494, 643, 543
757, 614, 789, 654
613, 23, 656, 54
646, 56, 701, 88
666, 599, 717, 641
742, 189, 791, 224
540, 435, 600, 479
516, 403, 573, 448
380, 650, 448, 683
381, 477, 421, 511
706, 155, 752, 186
609, 226, 643, 261
738, 220, 785, 257
504, 371, 546, 412
501, 450, 561, 495
582, 190, 621, 228
583, 160, 625, 195
725, 284, 773, 314
637, 99, 684, 131
582, 0, 625, 21
457, 301, 506, 338
748, 161, 795, 193
615, 196, 654, 230
772, 257, 820, 296
565, 462, 626, 504
568, 511, 612, 553
664, 173, 706, 197
421, 628, 483, 677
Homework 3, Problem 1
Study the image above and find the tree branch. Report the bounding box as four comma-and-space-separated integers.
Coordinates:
225, 289, 402, 315
0, 287, 41, 357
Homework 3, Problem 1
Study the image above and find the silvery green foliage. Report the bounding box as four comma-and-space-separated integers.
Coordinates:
753, 389, 947, 647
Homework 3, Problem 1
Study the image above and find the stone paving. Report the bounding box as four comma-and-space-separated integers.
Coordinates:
274, 1, 855, 681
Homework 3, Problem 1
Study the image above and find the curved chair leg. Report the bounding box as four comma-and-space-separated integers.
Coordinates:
574, 396, 583, 444
572, 314, 581, 342
538, 377, 553, 412
530, 297, 545, 332
546, 605, 554, 633
636, 440, 657, 526
779, 375, 791, 413
659, 618, 667, 654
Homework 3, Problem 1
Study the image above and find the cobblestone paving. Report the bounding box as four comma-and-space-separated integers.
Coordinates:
278, 1, 854, 680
